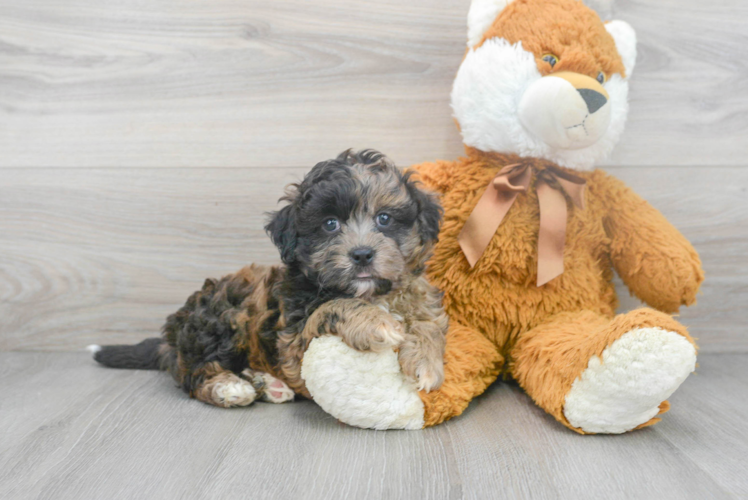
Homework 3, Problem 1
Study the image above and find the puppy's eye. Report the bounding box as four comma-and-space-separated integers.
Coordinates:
597, 72, 606, 84
542, 54, 558, 68
376, 213, 393, 228
322, 217, 340, 233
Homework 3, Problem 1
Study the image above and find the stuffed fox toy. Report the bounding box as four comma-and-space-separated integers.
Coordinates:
301, 0, 705, 434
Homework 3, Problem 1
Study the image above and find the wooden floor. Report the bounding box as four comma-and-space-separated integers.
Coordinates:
0, 351, 746, 500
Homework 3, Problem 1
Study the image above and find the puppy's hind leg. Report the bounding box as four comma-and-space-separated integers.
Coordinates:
193, 363, 259, 408
240, 369, 295, 404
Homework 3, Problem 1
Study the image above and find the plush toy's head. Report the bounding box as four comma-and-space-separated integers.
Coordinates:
452, 0, 637, 170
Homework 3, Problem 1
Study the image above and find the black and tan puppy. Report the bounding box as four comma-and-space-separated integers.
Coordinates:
91, 150, 448, 408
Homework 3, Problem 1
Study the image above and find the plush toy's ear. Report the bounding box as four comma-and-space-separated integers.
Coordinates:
264, 202, 298, 264
605, 20, 637, 78
467, 0, 515, 48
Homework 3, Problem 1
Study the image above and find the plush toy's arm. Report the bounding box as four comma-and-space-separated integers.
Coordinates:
408, 160, 456, 194
594, 172, 704, 313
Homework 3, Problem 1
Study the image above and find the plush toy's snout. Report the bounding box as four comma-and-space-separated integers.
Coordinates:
519, 71, 611, 150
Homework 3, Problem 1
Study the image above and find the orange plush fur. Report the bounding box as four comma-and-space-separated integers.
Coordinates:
480, 0, 625, 79
413, 0, 704, 432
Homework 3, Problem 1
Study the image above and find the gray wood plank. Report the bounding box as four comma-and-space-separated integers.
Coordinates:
1, 166, 745, 352
1, 352, 746, 499
0, 0, 468, 168
611, 167, 748, 352
0, 352, 460, 500
656, 354, 748, 497
0, 0, 745, 168
607, 0, 748, 167
447, 382, 735, 500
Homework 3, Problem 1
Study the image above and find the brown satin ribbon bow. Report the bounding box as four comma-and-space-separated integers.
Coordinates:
458, 162, 586, 286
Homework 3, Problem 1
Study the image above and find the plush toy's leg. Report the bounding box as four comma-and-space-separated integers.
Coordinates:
300, 322, 502, 429
420, 322, 503, 427
510, 308, 697, 434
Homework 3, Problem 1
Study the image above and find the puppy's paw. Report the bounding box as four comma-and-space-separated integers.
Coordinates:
240, 369, 295, 403
338, 307, 404, 353
212, 377, 257, 407
398, 348, 445, 393
368, 317, 406, 352
415, 363, 444, 393
260, 373, 295, 403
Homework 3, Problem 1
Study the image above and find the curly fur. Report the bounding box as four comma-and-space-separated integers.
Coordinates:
92, 149, 448, 406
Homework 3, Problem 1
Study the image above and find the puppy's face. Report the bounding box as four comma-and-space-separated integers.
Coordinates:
266, 150, 442, 298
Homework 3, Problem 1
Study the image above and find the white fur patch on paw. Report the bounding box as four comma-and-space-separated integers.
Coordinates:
214, 379, 257, 408
301, 336, 424, 430
259, 373, 295, 404
372, 323, 405, 350
563, 328, 696, 434
86, 344, 102, 354
416, 364, 444, 393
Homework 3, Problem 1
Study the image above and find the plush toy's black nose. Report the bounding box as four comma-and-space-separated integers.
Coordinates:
577, 88, 607, 114
350, 247, 375, 266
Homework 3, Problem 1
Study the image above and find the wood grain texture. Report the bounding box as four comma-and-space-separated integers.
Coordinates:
0, 0, 746, 168
610, 167, 748, 351
1, 166, 745, 352
0, 351, 746, 499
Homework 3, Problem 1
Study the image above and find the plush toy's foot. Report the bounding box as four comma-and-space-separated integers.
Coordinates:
301, 335, 425, 430
563, 327, 696, 434
512, 308, 697, 434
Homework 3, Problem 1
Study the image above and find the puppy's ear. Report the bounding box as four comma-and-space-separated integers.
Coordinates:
265, 203, 298, 264
407, 180, 443, 245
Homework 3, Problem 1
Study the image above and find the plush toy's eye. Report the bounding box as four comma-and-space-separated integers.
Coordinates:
375, 213, 393, 228
597, 72, 606, 84
542, 54, 558, 68
322, 217, 340, 233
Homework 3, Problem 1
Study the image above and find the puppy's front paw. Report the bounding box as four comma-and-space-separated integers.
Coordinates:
398, 348, 445, 393
368, 316, 406, 352
337, 307, 404, 353
416, 363, 444, 393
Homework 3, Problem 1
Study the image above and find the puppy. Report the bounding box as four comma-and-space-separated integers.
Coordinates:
91, 149, 447, 408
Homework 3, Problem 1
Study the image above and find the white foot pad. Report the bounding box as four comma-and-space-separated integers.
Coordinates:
301, 335, 425, 430
564, 327, 696, 434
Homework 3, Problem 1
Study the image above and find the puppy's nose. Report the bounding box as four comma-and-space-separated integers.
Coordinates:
350, 247, 375, 266
577, 88, 607, 114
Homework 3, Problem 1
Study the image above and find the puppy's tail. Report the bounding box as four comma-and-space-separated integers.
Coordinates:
88, 337, 170, 370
